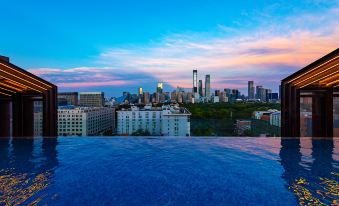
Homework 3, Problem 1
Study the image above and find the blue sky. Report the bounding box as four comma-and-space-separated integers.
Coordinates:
1, 0, 338, 97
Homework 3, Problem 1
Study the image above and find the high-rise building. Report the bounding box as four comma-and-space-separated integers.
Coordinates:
224, 88, 231, 97
139, 87, 143, 95
205, 75, 211, 98
58, 106, 115, 136
268, 93, 279, 102
198, 80, 203, 97
265, 89, 272, 102
219, 92, 228, 102
256, 86, 264, 100
171, 91, 177, 101
58, 92, 79, 106
143, 92, 150, 104
215, 90, 220, 96
232, 89, 240, 100
157, 82, 163, 94
177, 92, 183, 103
80, 92, 105, 107
193, 70, 198, 94
248, 81, 255, 99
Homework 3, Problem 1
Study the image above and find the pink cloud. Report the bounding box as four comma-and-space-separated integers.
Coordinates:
97, 7, 339, 92
57, 80, 134, 88
28, 68, 61, 75
28, 6, 339, 94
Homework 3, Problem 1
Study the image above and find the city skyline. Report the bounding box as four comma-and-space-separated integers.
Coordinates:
0, 1, 338, 96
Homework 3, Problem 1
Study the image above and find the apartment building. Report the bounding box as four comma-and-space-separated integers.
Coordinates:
79, 92, 105, 107
117, 105, 191, 136
58, 106, 115, 136
161, 106, 191, 136
58, 92, 79, 106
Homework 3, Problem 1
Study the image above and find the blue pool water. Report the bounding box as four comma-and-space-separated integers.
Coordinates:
0, 137, 338, 206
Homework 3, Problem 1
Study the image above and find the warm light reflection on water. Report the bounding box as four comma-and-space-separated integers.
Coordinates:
0, 137, 337, 205
0, 169, 51, 206
289, 173, 339, 206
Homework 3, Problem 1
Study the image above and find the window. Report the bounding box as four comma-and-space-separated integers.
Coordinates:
334, 96, 339, 137
300, 97, 312, 137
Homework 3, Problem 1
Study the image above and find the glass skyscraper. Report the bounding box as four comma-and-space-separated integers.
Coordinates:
193, 70, 198, 93
205, 74, 211, 97
248, 81, 255, 99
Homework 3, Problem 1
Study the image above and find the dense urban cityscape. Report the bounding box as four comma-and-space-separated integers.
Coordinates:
0, 1, 338, 205
37, 69, 282, 138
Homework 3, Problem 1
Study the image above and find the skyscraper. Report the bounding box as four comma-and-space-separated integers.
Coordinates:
157, 82, 163, 94
256, 86, 263, 99
248, 81, 255, 99
193, 70, 198, 93
256, 86, 266, 102
198, 80, 203, 97
143, 92, 150, 104
139, 87, 143, 95
205, 74, 211, 97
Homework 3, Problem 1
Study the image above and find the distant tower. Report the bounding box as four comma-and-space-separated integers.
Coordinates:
248, 81, 255, 99
139, 87, 143, 95
157, 82, 163, 93
205, 74, 211, 97
143, 92, 150, 104
198, 80, 203, 97
193, 70, 198, 93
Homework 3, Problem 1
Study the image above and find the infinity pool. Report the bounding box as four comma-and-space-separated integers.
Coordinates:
0, 137, 338, 206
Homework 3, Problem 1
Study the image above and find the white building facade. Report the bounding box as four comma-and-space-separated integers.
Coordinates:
58, 106, 115, 136
117, 106, 162, 135
270, 111, 281, 127
161, 107, 191, 136
117, 105, 191, 136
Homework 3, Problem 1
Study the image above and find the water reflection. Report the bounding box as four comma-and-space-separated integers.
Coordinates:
0, 137, 58, 206
1, 137, 338, 205
280, 138, 338, 205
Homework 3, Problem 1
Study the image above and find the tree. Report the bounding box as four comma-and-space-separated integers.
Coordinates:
131, 129, 151, 136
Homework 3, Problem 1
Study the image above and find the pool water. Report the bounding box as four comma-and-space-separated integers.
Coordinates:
0, 137, 338, 206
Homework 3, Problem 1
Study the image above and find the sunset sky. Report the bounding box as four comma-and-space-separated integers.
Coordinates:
1, 0, 338, 97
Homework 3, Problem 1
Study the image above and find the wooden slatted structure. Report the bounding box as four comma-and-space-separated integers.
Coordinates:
281, 48, 339, 137
0, 56, 57, 137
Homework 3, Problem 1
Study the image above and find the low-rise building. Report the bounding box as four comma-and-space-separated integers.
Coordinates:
253, 109, 279, 120
270, 111, 281, 127
117, 105, 191, 136
235, 120, 251, 135
251, 109, 281, 137
34, 112, 43, 136
58, 106, 115, 136
213, 96, 219, 103
33, 101, 43, 136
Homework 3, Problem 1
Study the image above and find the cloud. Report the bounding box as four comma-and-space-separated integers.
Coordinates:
96, 7, 339, 92
29, 6, 339, 96
57, 80, 134, 88
28, 66, 159, 90
27, 68, 62, 75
